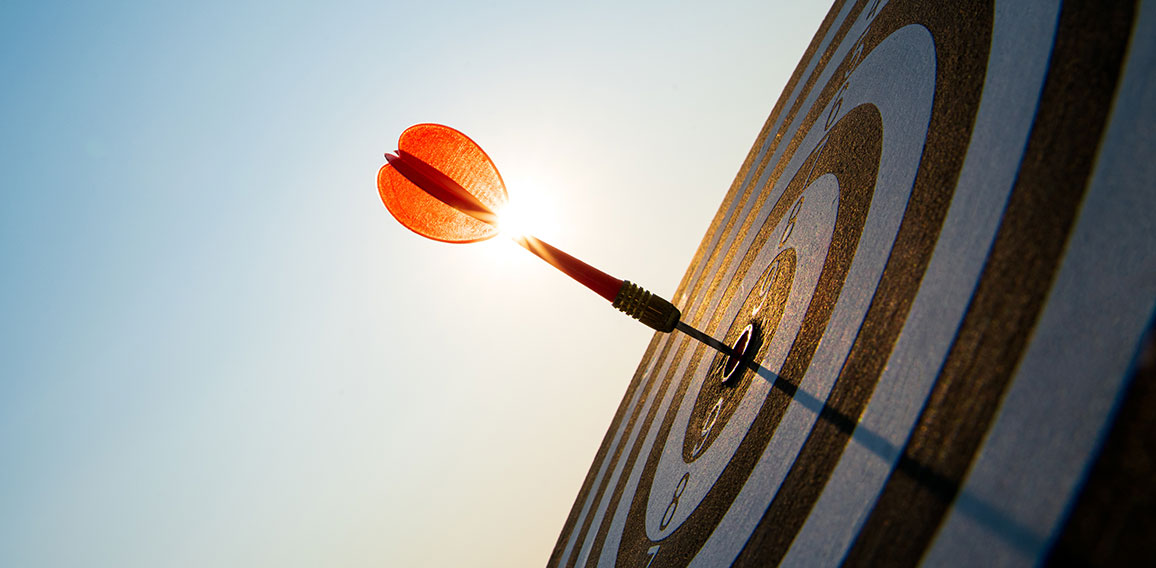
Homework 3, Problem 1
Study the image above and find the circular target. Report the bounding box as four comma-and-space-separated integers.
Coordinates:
552, 0, 1154, 566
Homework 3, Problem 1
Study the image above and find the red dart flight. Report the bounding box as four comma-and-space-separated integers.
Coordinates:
377, 123, 735, 355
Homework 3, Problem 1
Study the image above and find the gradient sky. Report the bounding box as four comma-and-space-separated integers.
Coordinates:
0, 1, 829, 565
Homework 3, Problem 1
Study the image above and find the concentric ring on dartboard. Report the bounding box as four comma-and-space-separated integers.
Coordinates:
610, 100, 885, 564
553, 0, 1143, 566
561, 0, 975, 564
553, 3, 868, 560
724, 1, 996, 564
648, 178, 833, 539
602, 4, 976, 565
683, 248, 795, 463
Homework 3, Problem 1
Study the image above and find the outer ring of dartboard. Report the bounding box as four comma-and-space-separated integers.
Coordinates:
614, 109, 883, 566
551, 1, 1144, 566
601, 0, 997, 565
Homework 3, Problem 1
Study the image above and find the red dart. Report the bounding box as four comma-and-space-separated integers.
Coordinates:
377, 123, 735, 355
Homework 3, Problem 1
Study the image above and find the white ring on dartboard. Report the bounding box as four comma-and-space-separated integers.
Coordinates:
595, 20, 938, 565
691, 23, 937, 565
922, 3, 1156, 563
780, 2, 1064, 565
645, 175, 838, 541
558, 1, 1152, 566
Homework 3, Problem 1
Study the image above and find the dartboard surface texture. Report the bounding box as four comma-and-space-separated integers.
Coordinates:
550, 0, 1155, 566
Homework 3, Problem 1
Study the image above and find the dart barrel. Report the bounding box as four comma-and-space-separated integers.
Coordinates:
612, 281, 680, 333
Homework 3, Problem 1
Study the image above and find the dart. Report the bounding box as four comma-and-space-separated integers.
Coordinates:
377, 123, 736, 357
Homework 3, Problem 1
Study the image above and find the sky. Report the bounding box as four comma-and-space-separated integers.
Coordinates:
0, 1, 830, 566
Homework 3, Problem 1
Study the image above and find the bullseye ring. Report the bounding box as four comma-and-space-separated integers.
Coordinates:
722, 324, 754, 384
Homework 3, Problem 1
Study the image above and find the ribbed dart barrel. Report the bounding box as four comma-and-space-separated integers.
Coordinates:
612, 281, 681, 333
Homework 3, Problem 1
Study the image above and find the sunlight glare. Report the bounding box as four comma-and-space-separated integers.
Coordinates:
497, 200, 533, 239
496, 189, 558, 241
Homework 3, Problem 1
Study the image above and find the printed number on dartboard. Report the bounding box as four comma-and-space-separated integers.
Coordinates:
644, 473, 688, 567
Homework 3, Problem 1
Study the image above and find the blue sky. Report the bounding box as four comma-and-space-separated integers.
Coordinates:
0, 1, 828, 565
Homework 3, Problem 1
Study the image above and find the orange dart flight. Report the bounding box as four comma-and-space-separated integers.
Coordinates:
377, 123, 736, 355
378, 123, 504, 242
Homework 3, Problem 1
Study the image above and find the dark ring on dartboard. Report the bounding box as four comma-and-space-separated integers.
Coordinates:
606, 0, 1001, 564
682, 246, 795, 464
552, 0, 1142, 564
837, 1, 1136, 564
615, 102, 884, 566
731, 0, 1135, 564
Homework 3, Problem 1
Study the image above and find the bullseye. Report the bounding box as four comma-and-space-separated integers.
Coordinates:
722, 324, 753, 384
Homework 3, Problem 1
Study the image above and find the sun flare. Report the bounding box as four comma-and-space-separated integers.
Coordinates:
496, 192, 558, 240
496, 201, 531, 238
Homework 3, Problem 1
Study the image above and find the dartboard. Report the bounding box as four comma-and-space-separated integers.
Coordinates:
551, 0, 1155, 565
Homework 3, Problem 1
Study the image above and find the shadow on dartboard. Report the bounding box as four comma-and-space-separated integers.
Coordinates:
552, 0, 1155, 566
707, 330, 1049, 557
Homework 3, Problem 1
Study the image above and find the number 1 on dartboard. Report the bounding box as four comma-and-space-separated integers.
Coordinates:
644, 544, 660, 567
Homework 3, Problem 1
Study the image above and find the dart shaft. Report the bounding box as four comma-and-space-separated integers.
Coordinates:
677, 321, 739, 358
513, 236, 695, 336
514, 233, 734, 357
514, 235, 623, 302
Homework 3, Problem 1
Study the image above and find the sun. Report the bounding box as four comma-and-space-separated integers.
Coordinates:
496, 200, 533, 239
495, 191, 559, 240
